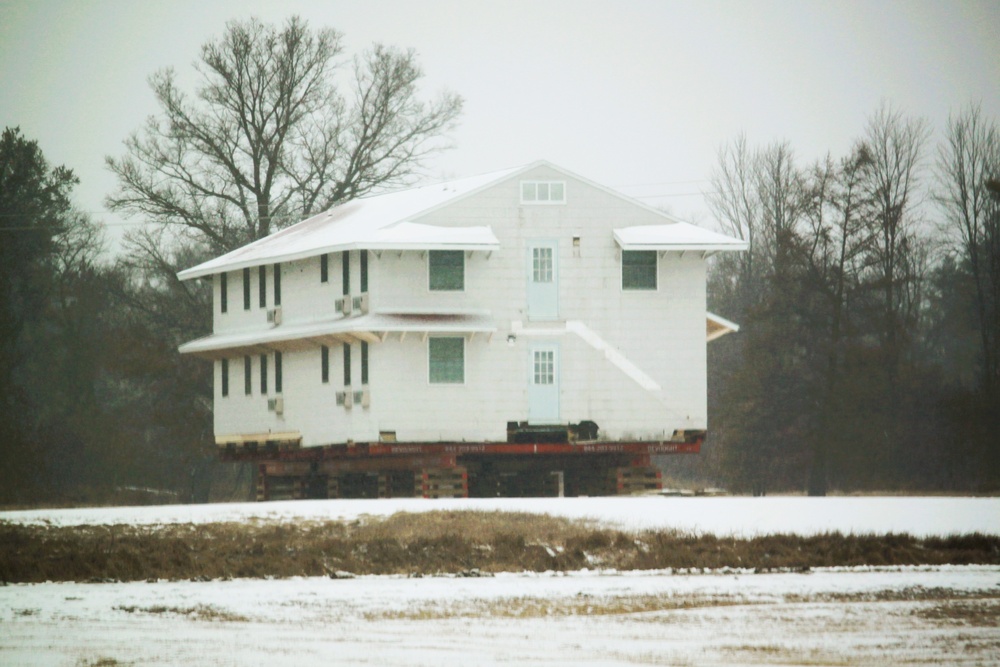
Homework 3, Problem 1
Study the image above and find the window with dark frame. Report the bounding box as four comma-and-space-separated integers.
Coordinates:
220, 272, 228, 313
343, 343, 351, 386
429, 250, 464, 291
275, 351, 283, 393
321, 345, 329, 383
258, 266, 266, 308
260, 353, 268, 394
221, 358, 229, 396
244, 355, 252, 395
342, 251, 350, 295
320, 254, 328, 283
360, 250, 368, 293
274, 263, 282, 306
243, 268, 251, 310
361, 341, 369, 385
428, 337, 464, 384
622, 250, 657, 290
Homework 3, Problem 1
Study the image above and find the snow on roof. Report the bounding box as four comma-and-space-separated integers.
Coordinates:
614, 222, 748, 252
177, 166, 523, 281
178, 161, 748, 281
179, 311, 497, 358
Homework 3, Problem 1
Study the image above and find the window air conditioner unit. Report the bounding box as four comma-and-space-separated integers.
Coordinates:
267, 397, 284, 414
353, 390, 364, 406
353, 293, 369, 314
336, 390, 353, 409
267, 307, 282, 325
336, 297, 352, 316
360, 386, 371, 409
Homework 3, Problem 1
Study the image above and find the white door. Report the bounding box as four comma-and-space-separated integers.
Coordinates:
527, 240, 558, 320
528, 344, 560, 424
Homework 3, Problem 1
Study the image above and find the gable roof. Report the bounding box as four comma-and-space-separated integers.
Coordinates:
177, 160, 744, 281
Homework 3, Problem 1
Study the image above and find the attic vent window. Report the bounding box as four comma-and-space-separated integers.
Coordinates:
521, 180, 566, 204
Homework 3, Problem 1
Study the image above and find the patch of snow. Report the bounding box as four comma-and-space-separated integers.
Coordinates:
4, 496, 999, 537
2, 566, 997, 666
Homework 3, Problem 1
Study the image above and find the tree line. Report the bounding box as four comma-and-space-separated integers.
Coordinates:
699, 103, 999, 494
0, 17, 462, 505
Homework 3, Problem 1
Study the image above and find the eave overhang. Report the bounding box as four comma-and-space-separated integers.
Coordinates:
706, 312, 740, 342
179, 311, 497, 359
614, 222, 748, 255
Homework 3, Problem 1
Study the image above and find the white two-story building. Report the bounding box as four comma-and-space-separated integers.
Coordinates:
178, 161, 746, 498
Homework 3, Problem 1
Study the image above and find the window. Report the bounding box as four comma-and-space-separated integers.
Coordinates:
244, 355, 252, 395
320, 254, 328, 283
321, 345, 329, 383
260, 353, 268, 394
220, 272, 228, 313
221, 358, 229, 397
342, 251, 350, 295
361, 341, 369, 385
275, 351, 283, 393
243, 268, 251, 310
533, 350, 554, 385
622, 250, 657, 290
360, 250, 368, 293
343, 343, 351, 386
258, 266, 266, 308
532, 247, 553, 283
429, 337, 464, 384
520, 180, 566, 204
274, 263, 282, 306
429, 250, 464, 291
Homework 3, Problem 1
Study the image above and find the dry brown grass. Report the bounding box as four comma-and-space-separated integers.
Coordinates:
2, 510, 999, 583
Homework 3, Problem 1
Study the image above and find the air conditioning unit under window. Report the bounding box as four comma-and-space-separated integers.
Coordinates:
336, 390, 353, 409
353, 293, 369, 314
336, 297, 352, 316
360, 386, 371, 409
267, 397, 284, 414
267, 307, 282, 325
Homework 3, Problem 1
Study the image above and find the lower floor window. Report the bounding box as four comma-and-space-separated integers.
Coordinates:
428, 337, 464, 384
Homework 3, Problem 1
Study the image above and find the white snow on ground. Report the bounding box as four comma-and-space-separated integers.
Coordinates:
4, 497, 999, 665
3, 566, 998, 666
3, 495, 999, 536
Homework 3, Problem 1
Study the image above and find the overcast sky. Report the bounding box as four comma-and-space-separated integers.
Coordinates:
2, 0, 998, 251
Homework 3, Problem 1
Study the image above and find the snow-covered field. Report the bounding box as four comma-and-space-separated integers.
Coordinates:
3, 497, 999, 665
4, 495, 1000, 536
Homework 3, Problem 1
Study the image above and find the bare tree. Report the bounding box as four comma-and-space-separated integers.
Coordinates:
859, 103, 930, 393
934, 103, 1000, 395
106, 16, 463, 253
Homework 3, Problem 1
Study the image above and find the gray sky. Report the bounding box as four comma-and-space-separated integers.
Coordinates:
2, 0, 998, 251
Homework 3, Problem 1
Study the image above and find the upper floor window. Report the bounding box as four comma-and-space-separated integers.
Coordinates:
521, 180, 565, 204
342, 251, 350, 296
220, 272, 228, 313
360, 250, 368, 293
429, 250, 464, 291
622, 250, 657, 290
243, 268, 251, 310
274, 263, 282, 306
258, 266, 266, 308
